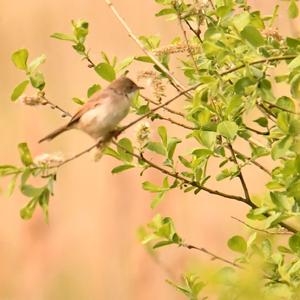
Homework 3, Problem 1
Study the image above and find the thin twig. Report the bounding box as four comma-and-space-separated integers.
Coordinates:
120, 85, 197, 134
227, 143, 252, 206
104, 0, 187, 93
40, 94, 72, 118
181, 243, 243, 269
245, 125, 269, 136
52, 142, 100, 168
230, 147, 272, 176
263, 99, 299, 115
155, 115, 195, 130
141, 95, 185, 117
177, 11, 200, 74
231, 216, 292, 235
184, 20, 202, 43
112, 140, 248, 203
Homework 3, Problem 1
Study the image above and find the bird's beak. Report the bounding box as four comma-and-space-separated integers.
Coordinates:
138, 86, 145, 90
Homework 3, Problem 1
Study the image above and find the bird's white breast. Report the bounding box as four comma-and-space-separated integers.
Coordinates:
77, 96, 130, 139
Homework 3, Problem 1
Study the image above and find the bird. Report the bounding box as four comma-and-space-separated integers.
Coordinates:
39, 76, 143, 143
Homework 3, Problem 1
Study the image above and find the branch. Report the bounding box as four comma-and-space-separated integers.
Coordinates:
231, 216, 292, 235
112, 140, 248, 203
181, 243, 243, 269
263, 99, 299, 115
104, 0, 187, 93
176, 11, 200, 74
141, 95, 185, 117
184, 20, 202, 43
245, 125, 269, 136
40, 93, 72, 118
227, 143, 252, 206
230, 147, 272, 176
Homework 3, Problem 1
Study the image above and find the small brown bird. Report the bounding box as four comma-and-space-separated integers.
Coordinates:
39, 76, 142, 143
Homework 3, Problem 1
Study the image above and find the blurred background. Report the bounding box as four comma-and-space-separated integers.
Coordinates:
0, 1, 299, 299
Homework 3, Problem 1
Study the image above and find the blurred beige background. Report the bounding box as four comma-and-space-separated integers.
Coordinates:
0, 1, 298, 299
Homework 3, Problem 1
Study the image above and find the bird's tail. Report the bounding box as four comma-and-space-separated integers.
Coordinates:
38, 125, 69, 143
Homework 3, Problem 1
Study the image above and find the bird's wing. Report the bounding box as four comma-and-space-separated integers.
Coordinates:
67, 90, 110, 127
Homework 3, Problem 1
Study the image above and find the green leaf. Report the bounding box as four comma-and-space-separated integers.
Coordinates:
39, 189, 50, 223
167, 138, 181, 160
95, 63, 116, 82
288, 54, 300, 71
111, 164, 135, 174
117, 138, 133, 162
228, 235, 247, 254
21, 184, 44, 197
0, 165, 20, 176
142, 181, 168, 193
153, 240, 174, 248
11, 48, 28, 70
50, 32, 76, 42
11, 80, 29, 101
254, 117, 268, 128
288, 0, 299, 19
271, 136, 293, 160
20, 198, 38, 220
289, 232, 300, 253
146, 142, 166, 156
87, 84, 101, 98
72, 97, 85, 105
30, 72, 45, 90
28, 54, 46, 72
234, 77, 255, 95
151, 192, 166, 209
6, 173, 18, 196
291, 73, 300, 99
158, 126, 167, 147
217, 121, 238, 140
155, 8, 176, 17
241, 25, 265, 47
18, 143, 33, 166
116, 56, 134, 72
102, 147, 122, 160
232, 12, 250, 31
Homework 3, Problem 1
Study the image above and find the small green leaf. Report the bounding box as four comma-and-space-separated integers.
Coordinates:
95, 63, 116, 82
228, 235, 247, 254
291, 73, 300, 99
20, 198, 38, 220
288, 54, 300, 71
158, 126, 167, 147
11, 80, 29, 101
0, 165, 20, 176
11, 48, 28, 70
151, 192, 166, 209
289, 232, 300, 253
102, 147, 121, 160
241, 25, 265, 47
72, 97, 85, 105
217, 121, 239, 140
18, 143, 33, 166
254, 117, 268, 128
167, 138, 181, 160
21, 185, 44, 197
288, 0, 299, 19
146, 142, 166, 156
117, 138, 133, 162
116, 56, 134, 72
111, 164, 134, 174
87, 84, 101, 98
271, 136, 293, 160
153, 240, 174, 248
142, 181, 168, 193
50, 32, 76, 42
30, 72, 45, 90
28, 54, 46, 72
